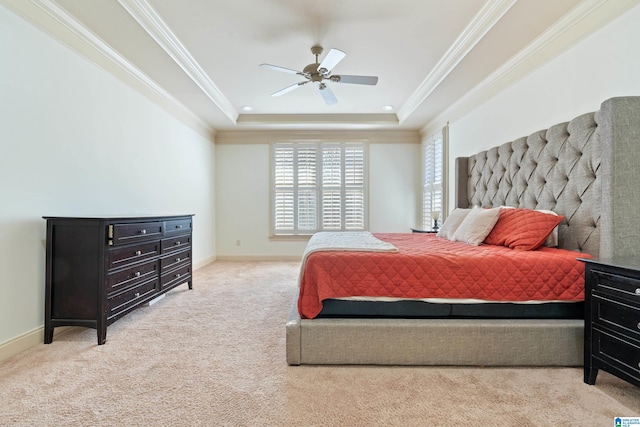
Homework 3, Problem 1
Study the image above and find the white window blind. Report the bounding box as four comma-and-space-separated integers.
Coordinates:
422, 125, 448, 230
272, 142, 367, 235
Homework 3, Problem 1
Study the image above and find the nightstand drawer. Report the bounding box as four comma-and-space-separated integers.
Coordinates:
593, 294, 640, 339
592, 270, 640, 302
110, 221, 163, 245
593, 328, 640, 381
106, 260, 159, 295
108, 241, 160, 270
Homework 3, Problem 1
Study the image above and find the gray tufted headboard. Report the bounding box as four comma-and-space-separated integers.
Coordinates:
455, 97, 640, 260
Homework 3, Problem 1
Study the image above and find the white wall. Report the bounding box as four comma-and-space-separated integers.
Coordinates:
215, 135, 420, 259
448, 3, 640, 207
0, 5, 216, 349
368, 142, 421, 232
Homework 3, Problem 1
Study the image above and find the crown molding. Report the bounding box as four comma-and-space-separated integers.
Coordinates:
117, 0, 238, 125
235, 113, 399, 128
397, 0, 517, 124
420, 0, 640, 137
0, 0, 215, 140
215, 129, 421, 145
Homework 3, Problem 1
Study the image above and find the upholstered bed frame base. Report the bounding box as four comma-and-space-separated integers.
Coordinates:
287, 299, 583, 366
286, 97, 640, 366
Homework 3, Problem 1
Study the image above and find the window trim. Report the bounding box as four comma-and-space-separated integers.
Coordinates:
270, 140, 369, 237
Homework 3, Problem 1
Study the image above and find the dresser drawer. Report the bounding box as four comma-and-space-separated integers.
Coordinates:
106, 260, 159, 295
592, 270, 640, 303
161, 249, 191, 273
164, 218, 192, 236
108, 241, 160, 270
161, 234, 191, 254
107, 277, 158, 320
593, 328, 640, 381
161, 264, 191, 290
110, 221, 163, 245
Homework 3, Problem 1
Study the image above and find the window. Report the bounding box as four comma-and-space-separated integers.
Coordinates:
272, 142, 367, 235
422, 125, 448, 230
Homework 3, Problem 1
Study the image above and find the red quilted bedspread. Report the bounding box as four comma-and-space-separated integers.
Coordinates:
298, 233, 589, 319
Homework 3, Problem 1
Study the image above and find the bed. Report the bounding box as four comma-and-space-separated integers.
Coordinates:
286, 96, 640, 366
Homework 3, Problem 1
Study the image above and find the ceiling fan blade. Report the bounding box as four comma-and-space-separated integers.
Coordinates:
260, 63, 303, 75
271, 81, 308, 97
333, 75, 378, 85
319, 84, 338, 105
318, 48, 346, 74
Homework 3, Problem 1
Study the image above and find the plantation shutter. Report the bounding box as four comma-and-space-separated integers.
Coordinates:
321, 144, 342, 230
273, 145, 294, 232
272, 142, 367, 235
297, 145, 317, 232
422, 126, 447, 230
344, 144, 365, 230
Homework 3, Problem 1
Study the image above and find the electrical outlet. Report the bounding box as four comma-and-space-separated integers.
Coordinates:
236, 240, 241, 246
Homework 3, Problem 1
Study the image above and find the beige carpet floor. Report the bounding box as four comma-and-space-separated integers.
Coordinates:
1, 260, 639, 426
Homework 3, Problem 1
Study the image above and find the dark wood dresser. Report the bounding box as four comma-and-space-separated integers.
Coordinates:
581, 257, 640, 388
44, 215, 194, 345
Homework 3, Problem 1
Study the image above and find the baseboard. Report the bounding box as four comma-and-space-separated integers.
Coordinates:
193, 255, 216, 270
215, 255, 301, 262
0, 326, 73, 363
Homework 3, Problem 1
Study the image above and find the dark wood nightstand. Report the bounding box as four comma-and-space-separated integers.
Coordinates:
410, 228, 437, 233
580, 257, 640, 388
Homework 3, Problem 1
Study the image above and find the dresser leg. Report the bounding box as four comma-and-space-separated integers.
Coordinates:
188, 280, 193, 290
97, 328, 106, 345
584, 367, 598, 385
44, 325, 54, 344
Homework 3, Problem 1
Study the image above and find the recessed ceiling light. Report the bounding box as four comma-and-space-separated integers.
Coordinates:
241, 106, 254, 112
382, 105, 394, 111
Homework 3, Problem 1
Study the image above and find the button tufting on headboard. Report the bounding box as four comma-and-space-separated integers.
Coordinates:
457, 97, 640, 260
459, 111, 601, 255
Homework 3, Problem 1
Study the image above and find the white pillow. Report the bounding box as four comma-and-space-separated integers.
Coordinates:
452, 207, 502, 246
436, 208, 472, 240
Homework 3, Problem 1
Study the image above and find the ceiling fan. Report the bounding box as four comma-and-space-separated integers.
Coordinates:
260, 45, 378, 105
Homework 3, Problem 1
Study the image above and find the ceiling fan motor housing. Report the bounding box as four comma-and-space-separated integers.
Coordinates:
303, 63, 324, 82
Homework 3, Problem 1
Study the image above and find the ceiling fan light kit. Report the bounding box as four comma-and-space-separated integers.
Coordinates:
260, 44, 378, 105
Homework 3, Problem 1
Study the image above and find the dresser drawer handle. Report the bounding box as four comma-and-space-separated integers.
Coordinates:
176, 258, 181, 262
135, 292, 140, 298
636, 288, 640, 295
134, 272, 141, 277
175, 241, 181, 246
135, 250, 142, 256
175, 273, 181, 278
637, 322, 640, 330
176, 225, 183, 229
140, 229, 147, 235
